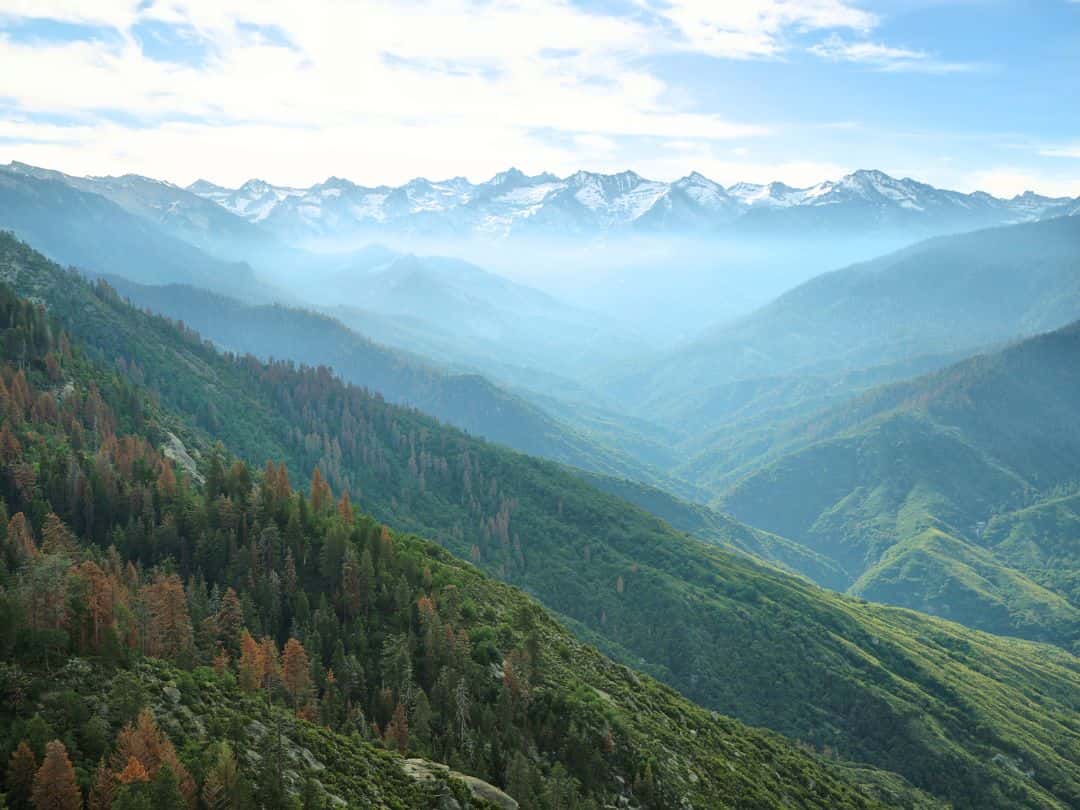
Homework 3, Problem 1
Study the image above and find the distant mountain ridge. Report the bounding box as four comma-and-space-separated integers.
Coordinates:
185, 165, 1080, 242
719, 319, 1080, 648
620, 214, 1080, 430
0, 163, 270, 301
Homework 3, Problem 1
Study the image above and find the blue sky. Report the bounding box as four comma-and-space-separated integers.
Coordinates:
0, 0, 1077, 195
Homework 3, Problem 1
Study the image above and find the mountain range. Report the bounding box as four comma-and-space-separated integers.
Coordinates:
5, 231, 1080, 808
187, 166, 1080, 243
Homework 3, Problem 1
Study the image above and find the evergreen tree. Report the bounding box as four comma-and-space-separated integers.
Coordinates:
6, 741, 36, 810
87, 760, 115, 810
30, 740, 81, 810
147, 765, 186, 810
281, 638, 312, 709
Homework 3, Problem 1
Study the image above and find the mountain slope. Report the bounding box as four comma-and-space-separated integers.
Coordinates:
622, 214, 1080, 432
306, 251, 648, 386
102, 275, 663, 486
4, 231, 1079, 809
0, 166, 268, 302
721, 321, 1080, 648
576, 471, 848, 590
3, 160, 273, 259
0, 242, 920, 810
981, 490, 1080, 606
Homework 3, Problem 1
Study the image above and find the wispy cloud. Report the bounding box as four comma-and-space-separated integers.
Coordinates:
809, 35, 981, 73
1040, 143, 1080, 158
643, 0, 875, 59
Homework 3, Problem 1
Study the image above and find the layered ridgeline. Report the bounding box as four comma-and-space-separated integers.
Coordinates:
720, 321, 1080, 650
0, 162, 649, 392
100, 275, 666, 491
622, 214, 1080, 440
298, 251, 648, 391
3, 233, 1080, 808
0, 247, 916, 809
0, 163, 666, 486
0, 164, 270, 303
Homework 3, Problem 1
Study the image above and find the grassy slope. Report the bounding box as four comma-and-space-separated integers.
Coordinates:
982, 491, 1080, 606
721, 324, 1080, 648
2, 232, 1079, 808
577, 470, 848, 589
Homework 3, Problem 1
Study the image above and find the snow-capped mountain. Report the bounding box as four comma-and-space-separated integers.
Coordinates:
5, 159, 1075, 248
187, 167, 1080, 244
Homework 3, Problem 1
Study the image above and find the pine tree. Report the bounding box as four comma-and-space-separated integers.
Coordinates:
147, 766, 186, 810
281, 637, 312, 708
358, 547, 375, 616
336, 493, 353, 525
112, 711, 195, 804
87, 760, 115, 810
117, 757, 149, 786
6, 740, 37, 810
200, 745, 239, 810
237, 631, 264, 694
411, 689, 432, 753
506, 751, 537, 809
140, 575, 193, 663
31, 740, 81, 810
73, 562, 114, 654
341, 547, 362, 621
215, 588, 244, 655
384, 702, 409, 753
6, 512, 36, 561
39, 514, 74, 554
310, 467, 331, 513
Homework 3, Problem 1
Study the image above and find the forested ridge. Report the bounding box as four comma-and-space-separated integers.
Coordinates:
0, 249, 916, 808
720, 320, 1080, 649
2, 232, 1079, 809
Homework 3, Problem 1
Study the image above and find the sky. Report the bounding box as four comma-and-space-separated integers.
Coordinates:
0, 0, 1078, 196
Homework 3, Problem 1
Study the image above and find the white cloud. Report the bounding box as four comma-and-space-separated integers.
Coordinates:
0, 0, 984, 188
647, 0, 875, 59
809, 34, 979, 73
0, 0, 785, 184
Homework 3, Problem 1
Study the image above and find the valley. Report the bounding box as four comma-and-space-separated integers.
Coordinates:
3, 7, 1078, 808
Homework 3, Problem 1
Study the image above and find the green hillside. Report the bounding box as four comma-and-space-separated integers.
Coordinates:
0, 251, 910, 809
576, 471, 848, 589
722, 324, 1080, 649
982, 490, 1080, 606
3, 232, 1079, 808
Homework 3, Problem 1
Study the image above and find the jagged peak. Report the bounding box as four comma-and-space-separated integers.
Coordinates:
187, 178, 229, 193
488, 167, 527, 186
